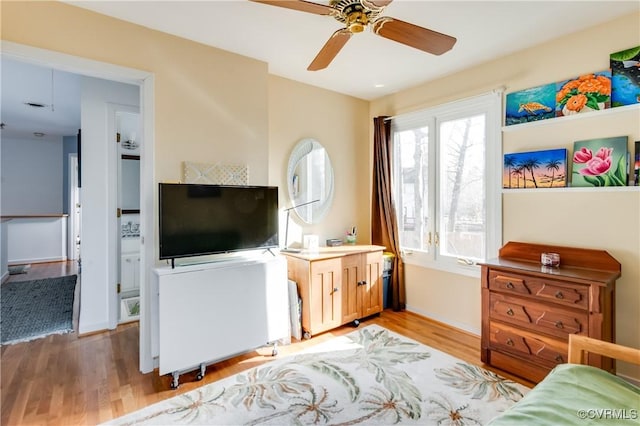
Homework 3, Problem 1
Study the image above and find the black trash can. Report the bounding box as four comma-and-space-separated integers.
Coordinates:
382, 270, 391, 309
382, 252, 394, 309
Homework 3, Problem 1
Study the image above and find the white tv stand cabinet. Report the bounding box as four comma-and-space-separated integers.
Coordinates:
151, 253, 289, 388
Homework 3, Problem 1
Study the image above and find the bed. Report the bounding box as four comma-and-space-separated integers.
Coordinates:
489, 334, 640, 425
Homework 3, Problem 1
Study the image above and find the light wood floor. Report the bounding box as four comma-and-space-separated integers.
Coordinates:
1, 262, 533, 425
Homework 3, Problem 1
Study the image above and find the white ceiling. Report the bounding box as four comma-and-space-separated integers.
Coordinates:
67, 0, 640, 100
1, 1, 638, 140
1, 58, 82, 140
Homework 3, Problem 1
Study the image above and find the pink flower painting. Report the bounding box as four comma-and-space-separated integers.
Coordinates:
571, 137, 629, 187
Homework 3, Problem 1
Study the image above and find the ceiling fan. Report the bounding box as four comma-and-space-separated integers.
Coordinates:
251, 0, 457, 71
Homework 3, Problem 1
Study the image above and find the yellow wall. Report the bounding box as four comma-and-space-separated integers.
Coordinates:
3, 1, 638, 380
2, 1, 269, 184
370, 12, 640, 380
1, 2, 369, 338
268, 76, 370, 245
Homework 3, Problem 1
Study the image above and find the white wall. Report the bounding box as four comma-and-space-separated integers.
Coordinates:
1, 220, 8, 282
1, 136, 63, 215
6, 217, 67, 264
79, 76, 139, 334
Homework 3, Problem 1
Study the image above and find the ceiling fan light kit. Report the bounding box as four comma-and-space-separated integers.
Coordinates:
251, 0, 457, 71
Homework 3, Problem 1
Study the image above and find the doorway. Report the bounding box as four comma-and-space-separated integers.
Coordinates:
115, 109, 141, 324
1, 41, 155, 373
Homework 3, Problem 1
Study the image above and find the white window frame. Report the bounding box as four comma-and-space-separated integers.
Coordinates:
391, 91, 502, 278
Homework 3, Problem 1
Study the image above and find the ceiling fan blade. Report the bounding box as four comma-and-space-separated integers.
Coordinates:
372, 17, 456, 55
250, 0, 333, 16
308, 28, 352, 71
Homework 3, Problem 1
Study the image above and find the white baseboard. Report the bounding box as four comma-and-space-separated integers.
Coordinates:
78, 321, 111, 336
9, 256, 67, 265
1, 271, 9, 284
405, 304, 481, 336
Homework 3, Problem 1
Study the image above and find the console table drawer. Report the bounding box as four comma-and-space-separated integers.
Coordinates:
490, 293, 588, 339
489, 271, 588, 310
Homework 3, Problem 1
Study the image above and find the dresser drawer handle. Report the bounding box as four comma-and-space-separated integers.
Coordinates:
555, 355, 564, 362
555, 291, 564, 299
506, 282, 515, 289
506, 308, 514, 316
555, 321, 564, 329
506, 338, 514, 346
333, 287, 339, 293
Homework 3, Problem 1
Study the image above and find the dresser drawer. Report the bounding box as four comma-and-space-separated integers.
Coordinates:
489, 321, 568, 366
489, 293, 588, 339
489, 271, 588, 310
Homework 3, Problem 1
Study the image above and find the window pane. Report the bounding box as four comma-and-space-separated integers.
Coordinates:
395, 127, 430, 251
438, 114, 486, 260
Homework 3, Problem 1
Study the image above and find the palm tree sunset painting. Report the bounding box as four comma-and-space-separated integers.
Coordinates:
503, 148, 568, 188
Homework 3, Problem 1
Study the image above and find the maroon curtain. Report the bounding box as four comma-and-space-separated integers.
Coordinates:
371, 116, 405, 311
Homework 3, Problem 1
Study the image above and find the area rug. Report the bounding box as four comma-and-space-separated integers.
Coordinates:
106, 325, 529, 425
1, 274, 77, 345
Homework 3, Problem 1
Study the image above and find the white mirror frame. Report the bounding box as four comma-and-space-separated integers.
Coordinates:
287, 138, 334, 224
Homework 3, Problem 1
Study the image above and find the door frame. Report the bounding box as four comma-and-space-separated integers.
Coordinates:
1, 41, 156, 373
67, 153, 80, 261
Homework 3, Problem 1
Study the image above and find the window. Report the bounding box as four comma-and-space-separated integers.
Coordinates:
391, 92, 502, 277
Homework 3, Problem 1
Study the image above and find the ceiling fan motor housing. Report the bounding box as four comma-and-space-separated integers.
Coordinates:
330, 0, 385, 33
249, 0, 457, 70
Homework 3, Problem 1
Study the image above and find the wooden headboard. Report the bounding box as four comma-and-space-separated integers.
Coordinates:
568, 334, 640, 366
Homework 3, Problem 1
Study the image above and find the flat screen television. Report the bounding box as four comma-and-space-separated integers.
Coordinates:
159, 183, 279, 261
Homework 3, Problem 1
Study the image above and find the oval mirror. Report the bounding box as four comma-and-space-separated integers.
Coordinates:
287, 138, 334, 224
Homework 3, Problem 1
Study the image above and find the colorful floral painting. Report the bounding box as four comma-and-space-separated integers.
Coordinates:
505, 83, 556, 126
610, 46, 640, 107
503, 148, 568, 189
556, 70, 611, 117
571, 136, 629, 187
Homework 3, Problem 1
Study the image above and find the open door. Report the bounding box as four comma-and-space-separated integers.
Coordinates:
116, 109, 141, 324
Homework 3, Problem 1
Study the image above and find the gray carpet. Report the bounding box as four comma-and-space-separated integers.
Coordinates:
1, 275, 77, 345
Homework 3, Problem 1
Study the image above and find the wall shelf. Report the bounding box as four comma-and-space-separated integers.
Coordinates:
502, 103, 640, 132
502, 186, 639, 194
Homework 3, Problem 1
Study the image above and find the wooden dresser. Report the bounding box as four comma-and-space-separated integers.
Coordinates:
282, 245, 385, 339
480, 241, 620, 383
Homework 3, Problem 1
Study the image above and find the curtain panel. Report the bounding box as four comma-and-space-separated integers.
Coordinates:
371, 116, 405, 311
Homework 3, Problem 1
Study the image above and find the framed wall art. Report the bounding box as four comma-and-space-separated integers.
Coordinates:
634, 140, 640, 186
610, 46, 640, 107
571, 136, 628, 187
555, 70, 611, 117
505, 83, 556, 126
503, 148, 568, 189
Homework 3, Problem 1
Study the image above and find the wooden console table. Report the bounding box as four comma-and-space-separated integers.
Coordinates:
282, 245, 385, 339
480, 241, 621, 383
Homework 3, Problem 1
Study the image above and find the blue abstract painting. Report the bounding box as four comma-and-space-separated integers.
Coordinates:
611, 46, 640, 107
